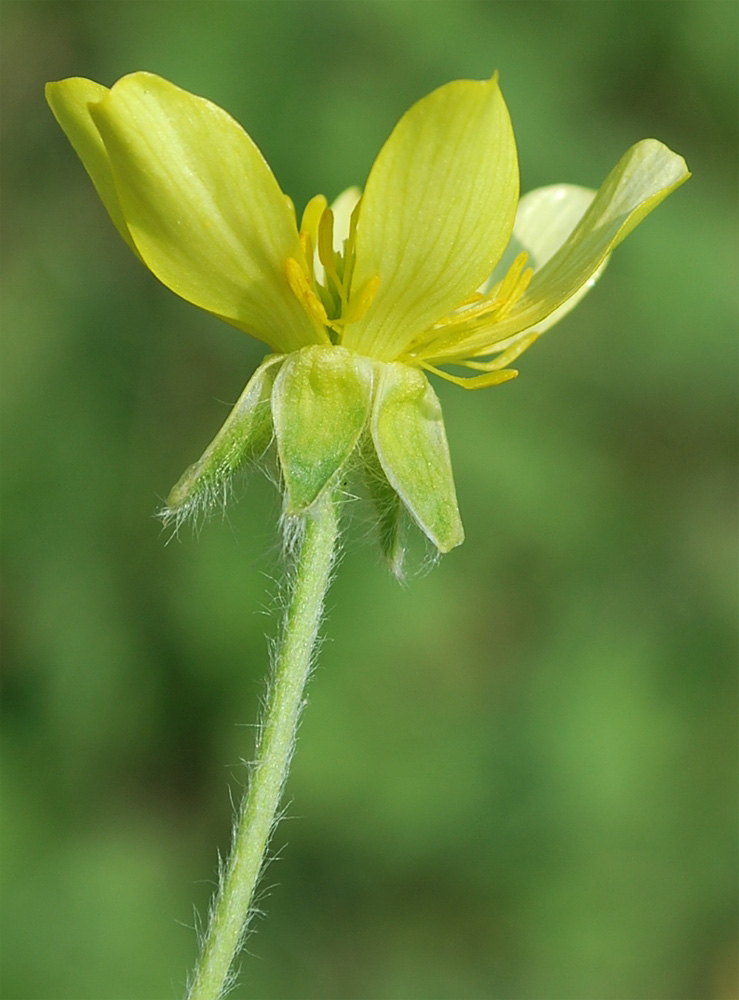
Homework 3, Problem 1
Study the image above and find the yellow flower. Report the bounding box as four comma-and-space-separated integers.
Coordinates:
46, 72, 689, 564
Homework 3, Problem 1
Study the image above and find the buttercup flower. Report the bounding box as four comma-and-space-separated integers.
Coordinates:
46, 73, 689, 564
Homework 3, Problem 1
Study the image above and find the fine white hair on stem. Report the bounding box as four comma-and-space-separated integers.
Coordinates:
186, 493, 341, 1000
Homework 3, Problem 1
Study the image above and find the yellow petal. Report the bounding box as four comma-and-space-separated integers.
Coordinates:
440, 139, 689, 358
343, 76, 519, 361
487, 183, 607, 338
508, 184, 598, 270
89, 72, 322, 352
45, 78, 139, 256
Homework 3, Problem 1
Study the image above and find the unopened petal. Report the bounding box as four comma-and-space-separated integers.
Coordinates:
89, 72, 321, 352
344, 76, 519, 361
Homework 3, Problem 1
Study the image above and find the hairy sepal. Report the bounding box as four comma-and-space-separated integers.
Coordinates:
161, 355, 282, 528
371, 363, 464, 553
273, 346, 373, 514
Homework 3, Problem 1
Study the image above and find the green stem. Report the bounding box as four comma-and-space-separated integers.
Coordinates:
186, 494, 340, 1000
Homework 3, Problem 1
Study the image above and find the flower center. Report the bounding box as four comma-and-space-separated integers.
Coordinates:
283, 196, 535, 391
285, 194, 381, 344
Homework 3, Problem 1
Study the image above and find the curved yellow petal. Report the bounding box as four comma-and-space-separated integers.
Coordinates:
486, 183, 607, 338
343, 76, 519, 361
510, 184, 597, 270
438, 139, 689, 359
45, 78, 138, 256
89, 72, 322, 352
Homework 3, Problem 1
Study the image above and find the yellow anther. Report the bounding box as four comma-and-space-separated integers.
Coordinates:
458, 291, 486, 308
317, 207, 344, 301
317, 208, 335, 272
419, 362, 519, 390
347, 198, 361, 250
493, 269, 533, 320
285, 256, 306, 296
340, 198, 362, 294
299, 194, 327, 245
285, 257, 329, 327
429, 252, 535, 342
498, 251, 528, 296
299, 232, 315, 283
492, 252, 533, 320
343, 274, 381, 325
462, 331, 540, 371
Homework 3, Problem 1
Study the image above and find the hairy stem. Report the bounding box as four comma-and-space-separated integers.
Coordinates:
186, 493, 340, 1000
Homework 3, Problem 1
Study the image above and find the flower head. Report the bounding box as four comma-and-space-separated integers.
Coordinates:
46, 73, 689, 567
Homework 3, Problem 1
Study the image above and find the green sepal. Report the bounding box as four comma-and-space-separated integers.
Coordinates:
360, 436, 406, 579
273, 346, 373, 514
161, 354, 282, 526
371, 363, 464, 553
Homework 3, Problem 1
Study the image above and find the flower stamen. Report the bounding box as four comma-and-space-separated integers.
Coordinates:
489, 250, 533, 320
418, 362, 519, 390
437, 251, 533, 331
285, 256, 329, 328
299, 194, 328, 246
341, 274, 381, 326
317, 207, 345, 306
462, 330, 540, 370
403, 251, 535, 366
299, 231, 315, 284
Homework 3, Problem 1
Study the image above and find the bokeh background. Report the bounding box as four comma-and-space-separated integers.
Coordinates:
2, 2, 737, 998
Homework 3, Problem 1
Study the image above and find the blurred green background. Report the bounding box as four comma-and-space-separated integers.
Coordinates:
1, 2, 737, 998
